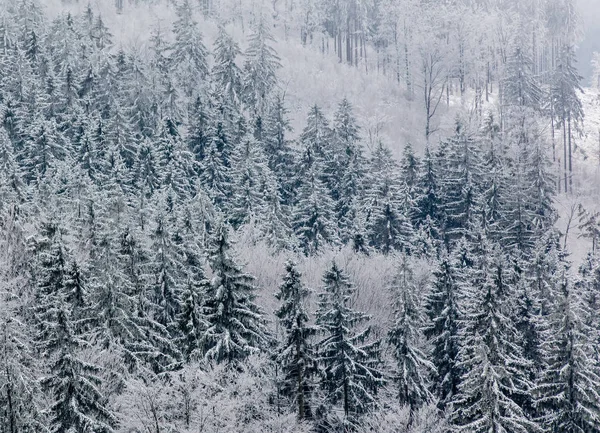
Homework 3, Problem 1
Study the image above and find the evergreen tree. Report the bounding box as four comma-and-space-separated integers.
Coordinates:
172, 0, 209, 98
424, 252, 463, 408
365, 141, 413, 254
439, 124, 484, 244
387, 255, 435, 413
535, 254, 600, 433
41, 307, 118, 433
316, 262, 384, 423
242, 15, 281, 117
274, 261, 317, 420
262, 94, 296, 206
200, 224, 267, 364
415, 145, 441, 228
451, 244, 536, 433
177, 278, 208, 362
229, 135, 269, 228
292, 159, 338, 255
212, 26, 243, 120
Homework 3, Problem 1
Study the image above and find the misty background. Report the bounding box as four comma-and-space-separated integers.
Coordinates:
578, 0, 600, 82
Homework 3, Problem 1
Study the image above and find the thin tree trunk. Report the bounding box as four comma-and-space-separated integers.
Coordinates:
563, 113, 568, 193
568, 112, 573, 192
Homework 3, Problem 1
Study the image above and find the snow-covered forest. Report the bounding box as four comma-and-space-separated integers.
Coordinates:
2, 0, 600, 432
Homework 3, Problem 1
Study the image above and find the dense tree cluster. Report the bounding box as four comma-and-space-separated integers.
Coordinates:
0, 1, 597, 433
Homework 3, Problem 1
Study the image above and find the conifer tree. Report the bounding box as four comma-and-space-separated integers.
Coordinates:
535, 254, 600, 433
148, 209, 183, 331
274, 261, 317, 420
201, 224, 267, 364
212, 26, 243, 120
229, 135, 269, 228
41, 307, 118, 433
388, 255, 435, 414
177, 278, 208, 362
316, 262, 384, 423
365, 141, 413, 254
242, 15, 281, 117
439, 124, 484, 244
172, 0, 209, 98
415, 145, 441, 228
292, 159, 338, 255
424, 253, 463, 407
451, 244, 536, 433
263, 94, 296, 206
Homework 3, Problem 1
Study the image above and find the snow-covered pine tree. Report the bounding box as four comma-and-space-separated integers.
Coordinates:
228, 135, 269, 228
274, 261, 317, 420
451, 243, 536, 433
387, 255, 435, 414
262, 94, 296, 207
292, 157, 339, 255
177, 277, 208, 362
147, 207, 184, 332
438, 122, 484, 245
535, 252, 600, 433
0, 286, 45, 432
242, 14, 281, 118
424, 252, 463, 408
415, 145, 441, 230
212, 25, 243, 122
365, 140, 414, 254
171, 0, 209, 98
315, 262, 384, 424
41, 307, 118, 433
331, 98, 367, 244
201, 223, 268, 364
199, 131, 232, 209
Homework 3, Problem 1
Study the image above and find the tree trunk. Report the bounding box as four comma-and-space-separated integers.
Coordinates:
563, 113, 568, 193
568, 112, 573, 192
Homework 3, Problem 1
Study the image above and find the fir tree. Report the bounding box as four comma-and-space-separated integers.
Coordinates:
212, 26, 243, 119
292, 159, 338, 255
262, 94, 296, 206
451, 244, 536, 433
315, 262, 384, 423
172, 0, 209, 98
274, 261, 317, 420
41, 307, 118, 433
535, 254, 600, 433
200, 224, 267, 364
365, 141, 413, 254
387, 255, 435, 414
424, 252, 463, 408
242, 15, 281, 117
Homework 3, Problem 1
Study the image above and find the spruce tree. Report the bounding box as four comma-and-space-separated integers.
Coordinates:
274, 261, 317, 420
424, 252, 463, 408
172, 0, 209, 98
292, 158, 338, 255
212, 26, 243, 120
535, 254, 600, 433
387, 255, 435, 413
365, 141, 413, 254
242, 15, 281, 118
315, 262, 384, 422
41, 307, 118, 433
262, 94, 296, 206
200, 224, 267, 364
451, 244, 536, 433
